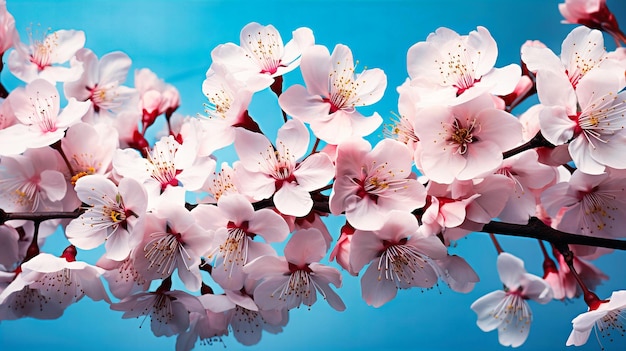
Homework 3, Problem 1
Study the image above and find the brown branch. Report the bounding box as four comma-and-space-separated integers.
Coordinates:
0, 209, 84, 225
502, 131, 554, 159
481, 217, 626, 251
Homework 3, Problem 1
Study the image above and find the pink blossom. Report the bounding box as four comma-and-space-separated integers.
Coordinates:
66, 175, 147, 261
234, 119, 335, 217
61, 122, 119, 182
522, 26, 624, 90
8, 29, 85, 83
439, 174, 514, 241
191, 193, 289, 291
0, 225, 19, 271
418, 181, 481, 237
559, 0, 626, 45
211, 22, 314, 91
176, 309, 228, 351
0, 147, 67, 214
496, 150, 558, 224
406, 26, 521, 106
432, 254, 479, 293
537, 67, 626, 175
0, 0, 17, 54
110, 286, 203, 337
349, 210, 447, 307
329, 222, 356, 275
64, 48, 136, 121
471, 253, 552, 347
133, 204, 211, 291
415, 94, 523, 184
245, 228, 345, 311
199, 162, 241, 204
0, 79, 90, 155
198, 64, 255, 154
543, 248, 607, 301
134, 68, 180, 127
541, 169, 626, 238
113, 135, 215, 193
97, 256, 150, 300
566, 290, 626, 346
386, 80, 421, 153
330, 138, 426, 230
0, 248, 110, 320
198, 281, 288, 346
279, 44, 386, 144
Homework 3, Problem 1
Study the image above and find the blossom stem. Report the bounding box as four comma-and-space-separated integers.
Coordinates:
311, 137, 320, 154
502, 131, 554, 159
23, 221, 41, 263
559, 247, 605, 310
489, 233, 504, 254
50, 140, 76, 176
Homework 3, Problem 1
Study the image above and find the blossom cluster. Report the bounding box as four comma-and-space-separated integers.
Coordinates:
0, 0, 625, 349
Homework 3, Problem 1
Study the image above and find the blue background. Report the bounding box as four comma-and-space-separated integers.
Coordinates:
1, 0, 626, 350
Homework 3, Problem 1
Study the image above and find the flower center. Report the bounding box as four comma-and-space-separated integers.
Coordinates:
144, 230, 190, 275
377, 241, 430, 287
29, 31, 58, 70
245, 29, 282, 74
204, 87, 233, 120
446, 118, 479, 155
146, 138, 180, 189
28, 90, 59, 133
580, 188, 617, 233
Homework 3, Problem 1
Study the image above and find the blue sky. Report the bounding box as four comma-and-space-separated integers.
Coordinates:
1, 0, 626, 350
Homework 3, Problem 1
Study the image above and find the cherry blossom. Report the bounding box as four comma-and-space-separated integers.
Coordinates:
330, 138, 426, 230
432, 254, 479, 293
543, 248, 607, 301
495, 150, 558, 224
536, 67, 626, 175
0, 247, 110, 320
64, 48, 136, 121
8, 28, 85, 83
349, 210, 447, 307
97, 256, 151, 300
406, 26, 521, 106
61, 122, 118, 183
566, 290, 626, 347
279, 44, 387, 144
66, 175, 147, 261
211, 22, 314, 91
522, 26, 624, 90
0, 79, 90, 155
244, 228, 345, 311
191, 193, 289, 290
559, 0, 626, 45
471, 252, 553, 347
198, 281, 288, 346
113, 134, 215, 193
0, 0, 16, 55
234, 119, 334, 217
110, 283, 204, 337
133, 203, 211, 291
415, 93, 523, 184
541, 169, 626, 238
0, 147, 67, 214
198, 63, 255, 154
0, 225, 19, 271
134, 68, 180, 127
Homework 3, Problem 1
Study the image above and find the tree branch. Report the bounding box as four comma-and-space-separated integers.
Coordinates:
482, 217, 626, 251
